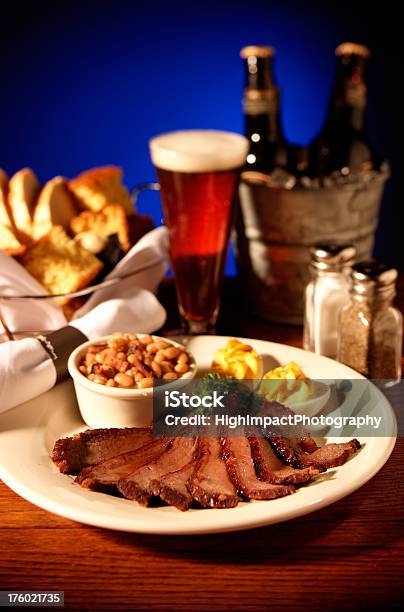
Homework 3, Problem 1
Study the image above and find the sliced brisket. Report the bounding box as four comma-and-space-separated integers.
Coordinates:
269, 436, 361, 469
75, 438, 172, 489
298, 439, 361, 468
149, 462, 196, 511
259, 400, 361, 469
117, 437, 197, 505
248, 436, 325, 484
221, 436, 295, 500
52, 427, 153, 474
190, 437, 240, 508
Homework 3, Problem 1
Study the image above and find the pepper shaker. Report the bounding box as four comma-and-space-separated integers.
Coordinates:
338, 261, 403, 380
303, 244, 356, 358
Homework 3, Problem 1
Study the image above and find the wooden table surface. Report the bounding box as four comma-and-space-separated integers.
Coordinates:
1, 278, 403, 610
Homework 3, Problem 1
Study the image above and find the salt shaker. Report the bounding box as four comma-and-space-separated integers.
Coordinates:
338, 261, 402, 380
303, 244, 356, 358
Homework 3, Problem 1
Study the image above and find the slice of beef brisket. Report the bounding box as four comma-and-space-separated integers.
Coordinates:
248, 436, 325, 484
299, 439, 361, 468
75, 438, 172, 490
52, 427, 153, 474
149, 461, 196, 511
221, 436, 295, 500
117, 437, 197, 505
259, 399, 361, 469
269, 436, 361, 469
190, 438, 240, 508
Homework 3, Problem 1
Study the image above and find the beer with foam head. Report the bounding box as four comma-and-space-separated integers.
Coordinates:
149, 130, 248, 333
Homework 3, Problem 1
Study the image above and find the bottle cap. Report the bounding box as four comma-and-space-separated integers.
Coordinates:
310, 243, 356, 272
351, 261, 397, 298
240, 45, 275, 59
335, 42, 370, 59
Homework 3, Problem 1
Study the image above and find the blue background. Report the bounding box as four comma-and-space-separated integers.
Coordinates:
1, 0, 399, 270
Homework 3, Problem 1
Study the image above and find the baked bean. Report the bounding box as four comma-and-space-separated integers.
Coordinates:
154, 349, 166, 363
151, 361, 162, 377
156, 340, 170, 350
111, 333, 127, 343
164, 347, 180, 359
112, 358, 123, 371
118, 361, 129, 373
137, 377, 153, 389
160, 361, 174, 374
114, 372, 134, 387
178, 352, 188, 364
79, 334, 192, 389
93, 375, 107, 385
146, 342, 159, 354
100, 349, 116, 365
139, 335, 153, 345
162, 372, 178, 381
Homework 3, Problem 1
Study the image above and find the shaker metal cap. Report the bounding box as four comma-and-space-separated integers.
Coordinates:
310, 243, 356, 271
352, 261, 398, 286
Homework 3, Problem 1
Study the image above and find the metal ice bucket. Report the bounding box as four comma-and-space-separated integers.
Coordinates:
234, 170, 389, 324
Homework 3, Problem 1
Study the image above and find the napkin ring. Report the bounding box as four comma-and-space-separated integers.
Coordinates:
37, 327, 88, 383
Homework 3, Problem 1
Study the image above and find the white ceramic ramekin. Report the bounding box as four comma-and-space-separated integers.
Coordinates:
68, 335, 197, 428
285, 381, 331, 417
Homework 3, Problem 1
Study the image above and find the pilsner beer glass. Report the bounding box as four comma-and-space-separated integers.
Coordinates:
149, 130, 248, 334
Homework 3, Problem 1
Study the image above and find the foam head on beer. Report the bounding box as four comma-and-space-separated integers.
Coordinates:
149, 130, 249, 173
149, 129, 248, 332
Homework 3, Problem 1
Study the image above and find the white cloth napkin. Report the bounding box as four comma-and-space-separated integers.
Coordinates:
0, 225, 169, 333
0, 250, 66, 332
0, 293, 167, 414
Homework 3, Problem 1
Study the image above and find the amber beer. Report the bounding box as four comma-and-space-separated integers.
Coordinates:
149, 130, 248, 333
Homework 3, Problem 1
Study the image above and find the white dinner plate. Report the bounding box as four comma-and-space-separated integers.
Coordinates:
0, 336, 396, 535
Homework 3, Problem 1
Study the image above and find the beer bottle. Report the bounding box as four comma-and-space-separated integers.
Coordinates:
308, 42, 379, 179
241, 45, 294, 175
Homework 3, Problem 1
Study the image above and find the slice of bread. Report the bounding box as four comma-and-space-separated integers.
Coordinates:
70, 203, 130, 251
0, 168, 10, 226
0, 169, 27, 256
68, 166, 134, 215
0, 224, 27, 256
33, 176, 77, 240
8, 168, 40, 244
21, 225, 103, 302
